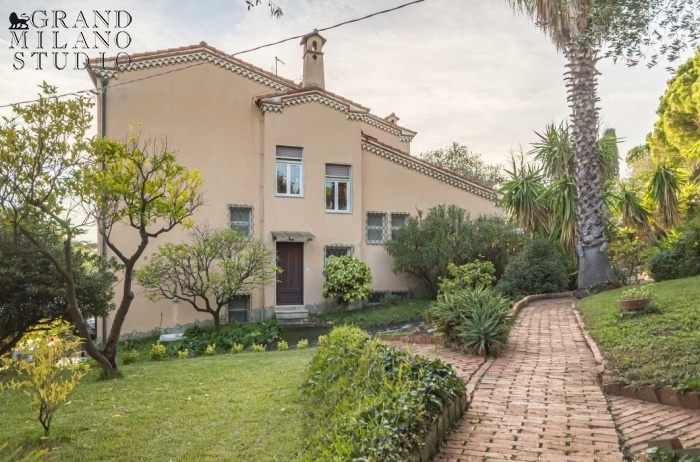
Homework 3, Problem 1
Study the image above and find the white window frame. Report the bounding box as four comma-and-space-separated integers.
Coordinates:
325, 164, 352, 213
275, 146, 304, 197
366, 212, 387, 245
390, 213, 409, 240
228, 205, 253, 238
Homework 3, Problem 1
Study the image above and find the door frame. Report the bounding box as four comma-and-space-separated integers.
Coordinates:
275, 241, 305, 306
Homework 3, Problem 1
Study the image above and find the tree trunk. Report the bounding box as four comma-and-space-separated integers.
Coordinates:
100, 262, 137, 377
564, 41, 616, 292
61, 240, 118, 377
213, 311, 221, 331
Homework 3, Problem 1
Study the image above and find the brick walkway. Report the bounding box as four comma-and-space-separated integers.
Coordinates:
609, 395, 700, 458
431, 298, 624, 461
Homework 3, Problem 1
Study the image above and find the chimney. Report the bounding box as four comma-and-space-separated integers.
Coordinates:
301, 29, 326, 89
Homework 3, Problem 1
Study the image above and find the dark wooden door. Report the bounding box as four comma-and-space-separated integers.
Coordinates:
276, 242, 304, 305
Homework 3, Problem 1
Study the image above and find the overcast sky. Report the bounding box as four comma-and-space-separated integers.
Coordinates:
0, 0, 688, 168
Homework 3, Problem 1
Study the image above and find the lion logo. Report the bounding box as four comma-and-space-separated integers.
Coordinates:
9, 12, 30, 29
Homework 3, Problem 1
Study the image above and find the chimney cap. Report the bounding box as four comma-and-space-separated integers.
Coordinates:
384, 112, 400, 124
300, 29, 327, 46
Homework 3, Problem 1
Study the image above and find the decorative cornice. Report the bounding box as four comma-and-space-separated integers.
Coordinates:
94, 51, 292, 92
362, 140, 497, 202
259, 90, 416, 142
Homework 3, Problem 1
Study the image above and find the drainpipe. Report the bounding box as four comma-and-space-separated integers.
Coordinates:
257, 101, 266, 314
100, 76, 108, 345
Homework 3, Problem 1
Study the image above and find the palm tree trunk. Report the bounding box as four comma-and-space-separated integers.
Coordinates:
564, 41, 616, 292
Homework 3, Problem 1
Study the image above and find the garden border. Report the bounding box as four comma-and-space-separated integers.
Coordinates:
412, 394, 469, 462
572, 302, 700, 410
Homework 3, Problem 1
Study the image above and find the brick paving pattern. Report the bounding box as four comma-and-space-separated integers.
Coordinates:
433, 298, 623, 461
608, 395, 700, 458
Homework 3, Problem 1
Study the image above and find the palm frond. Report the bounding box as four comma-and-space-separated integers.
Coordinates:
647, 164, 684, 229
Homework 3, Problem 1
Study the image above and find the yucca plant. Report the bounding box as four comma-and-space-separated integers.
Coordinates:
648, 164, 684, 229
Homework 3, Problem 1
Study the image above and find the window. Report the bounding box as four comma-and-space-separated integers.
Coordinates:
229, 206, 252, 237
228, 295, 249, 323
324, 245, 353, 266
366, 212, 387, 244
276, 146, 303, 196
325, 164, 351, 212
391, 213, 409, 240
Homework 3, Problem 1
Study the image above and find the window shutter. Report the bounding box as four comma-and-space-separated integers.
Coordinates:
326, 164, 350, 178
276, 146, 303, 159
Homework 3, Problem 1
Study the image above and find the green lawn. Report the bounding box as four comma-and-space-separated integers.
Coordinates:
310, 299, 431, 328
1, 349, 314, 461
578, 276, 700, 391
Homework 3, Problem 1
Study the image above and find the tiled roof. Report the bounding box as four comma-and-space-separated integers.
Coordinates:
86, 42, 297, 91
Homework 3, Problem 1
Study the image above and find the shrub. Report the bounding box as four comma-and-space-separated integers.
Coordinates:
385, 205, 525, 297
276, 339, 288, 351
180, 320, 278, 356
177, 349, 189, 359
122, 350, 140, 365
620, 285, 654, 300
437, 261, 496, 297
296, 339, 309, 350
300, 326, 465, 462
0, 320, 90, 436
496, 239, 569, 299
252, 343, 265, 353
204, 344, 217, 356
430, 287, 512, 356
149, 342, 167, 361
648, 212, 700, 282
323, 255, 372, 311
230, 343, 244, 354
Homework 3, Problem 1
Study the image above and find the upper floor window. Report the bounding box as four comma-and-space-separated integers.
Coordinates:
276, 146, 303, 196
366, 212, 387, 245
229, 206, 253, 237
325, 164, 351, 212
391, 213, 409, 240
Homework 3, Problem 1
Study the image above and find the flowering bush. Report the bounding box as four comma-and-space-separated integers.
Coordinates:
0, 320, 89, 436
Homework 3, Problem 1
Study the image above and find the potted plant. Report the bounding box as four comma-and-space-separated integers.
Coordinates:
619, 285, 654, 311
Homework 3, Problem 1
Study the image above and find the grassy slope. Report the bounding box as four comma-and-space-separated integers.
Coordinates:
578, 276, 700, 391
310, 299, 431, 327
1, 349, 314, 461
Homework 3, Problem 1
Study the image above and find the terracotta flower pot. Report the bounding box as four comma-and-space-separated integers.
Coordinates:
619, 297, 652, 311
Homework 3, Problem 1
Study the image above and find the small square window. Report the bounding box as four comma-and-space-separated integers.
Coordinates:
229, 206, 252, 237
391, 213, 409, 240
367, 212, 387, 244
324, 245, 353, 266
228, 295, 249, 323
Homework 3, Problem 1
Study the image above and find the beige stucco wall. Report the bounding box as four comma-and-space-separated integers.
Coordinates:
93, 55, 499, 338
97, 60, 269, 336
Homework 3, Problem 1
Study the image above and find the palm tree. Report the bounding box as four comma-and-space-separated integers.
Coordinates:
506, 0, 616, 290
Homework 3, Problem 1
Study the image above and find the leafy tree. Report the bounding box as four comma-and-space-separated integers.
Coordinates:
135, 227, 278, 331
505, 0, 700, 291
385, 205, 525, 297
0, 84, 204, 378
322, 255, 373, 311
0, 233, 117, 357
419, 142, 504, 187
649, 47, 700, 166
